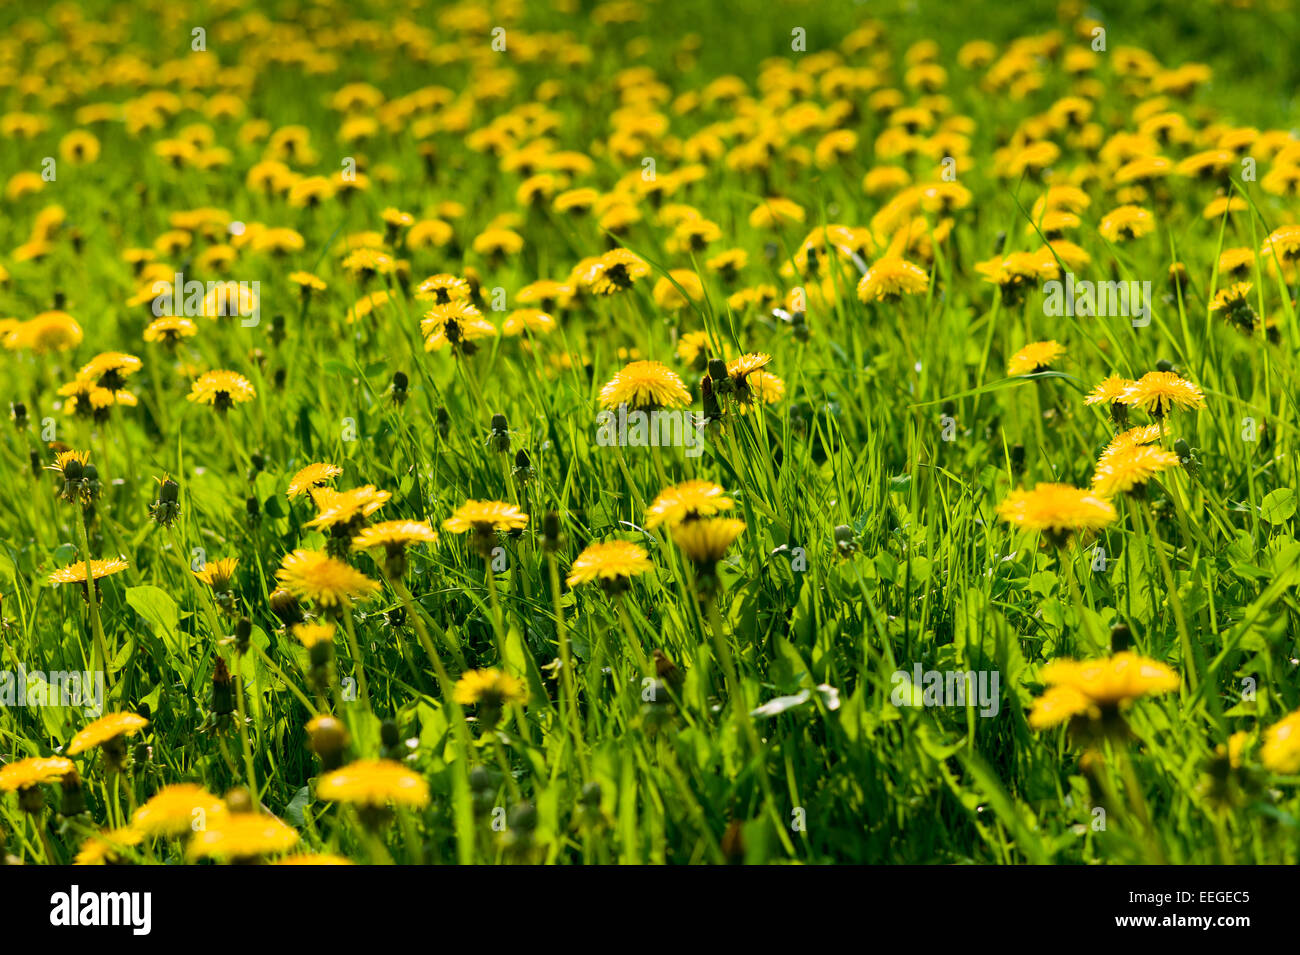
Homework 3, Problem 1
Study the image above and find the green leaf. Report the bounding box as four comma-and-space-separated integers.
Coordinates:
125, 586, 183, 654
1260, 488, 1295, 525
285, 786, 311, 827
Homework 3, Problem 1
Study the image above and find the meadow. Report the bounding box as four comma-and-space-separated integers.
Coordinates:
1, 0, 1299, 866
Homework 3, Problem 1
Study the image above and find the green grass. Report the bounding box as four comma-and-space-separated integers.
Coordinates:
0, 0, 1298, 864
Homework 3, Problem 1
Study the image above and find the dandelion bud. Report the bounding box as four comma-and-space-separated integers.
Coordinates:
30, 450, 41, 478
270, 313, 286, 345
833, 524, 857, 557
378, 719, 406, 761
391, 371, 409, 406
791, 308, 810, 342
469, 765, 493, 794
513, 448, 533, 485
309, 638, 333, 671
1174, 437, 1202, 476
1110, 623, 1132, 653
102, 732, 131, 772
224, 786, 254, 814
80, 464, 101, 502
488, 412, 511, 453
504, 802, 537, 849
707, 357, 729, 383
10, 402, 27, 430
1155, 358, 1174, 373
653, 648, 682, 691
212, 657, 236, 716
234, 616, 252, 654
435, 405, 450, 440
59, 770, 87, 816
63, 458, 84, 483
721, 819, 745, 864
246, 496, 260, 525
541, 510, 563, 553
18, 783, 44, 815
269, 587, 303, 626
308, 715, 350, 771
469, 766, 495, 814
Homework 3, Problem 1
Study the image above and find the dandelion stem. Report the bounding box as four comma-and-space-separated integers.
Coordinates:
74, 504, 114, 693
546, 553, 588, 777
339, 610, 370, 707
232, 648, 261, 808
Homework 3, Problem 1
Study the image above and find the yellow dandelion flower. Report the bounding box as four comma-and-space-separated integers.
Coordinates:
566, 540, 654, 588
1092, 443, 1182, 497
857, 256, 929, 303
306, 485, 391, 529
1029, 652, 1180, 729
1261, 709, 1300, 774
502, 308, 556, 336
351, 520, 439, 554
4, 311, 83, 353
1083, 375, 1136, 406
281, 609, 331, 642
583, 248, 651, 296
0, 756, 75, 791
187, 370, 256, 410
133, 783, 227, 838
442, 500, 529, 534
598, 360, 691, 411
317, 759, 431, 808
79, 352, 142, 389
453, 668, 529, 707
67, 712, 149, 756
672, 517, 746, 564
194, 556, 239, 590
143, 316, 198, 345
996, 484, 1117, 541
415, 274, 470, 304
645, 480, 734, 529
75, 827, 144, 865
1124, 371, 1205, 417
275, 550, 380, 609
1098, 205, 1155, 241
1007, 340, 1065, 376
48, 557, 129, 585
187, 812, 299, 861
286, 462, 343, 500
